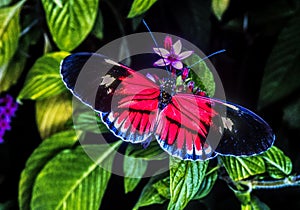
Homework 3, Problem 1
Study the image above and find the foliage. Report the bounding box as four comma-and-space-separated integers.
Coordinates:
0, 0, 299, 210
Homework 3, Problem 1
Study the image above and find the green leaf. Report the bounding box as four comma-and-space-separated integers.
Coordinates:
0, 0, 12, 8
193, 168, 218, 200
125, 140, 167, 160
36, 92, 73, 139
124, 156, 147, 193
152, 176, 170, 199
168, 158, 208, 210
18, 130, 78, 210
133, 175, 169, 210
0, 38, 28, 92
0, 0, 24, 67
91, 9, 104, 40
73, 101, 109, 134
30, 142, 120, 210
41, 0, 98, 51
127, 0, 157, 18
250, 196, 270, 210
260, 146, 292, 179
231, 183, 251, 207
184, 53, 215, 96
258, 10, 300, 108
123, 140, 167, 193
212, 0, 230, 21
124, 143, 153, 193
220, 155, 266, 181
283, 97, 300, 129
18, 51, 70, 101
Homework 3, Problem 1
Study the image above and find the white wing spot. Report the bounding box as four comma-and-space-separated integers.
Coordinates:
221, 117, 234, 131
100, 75, 116, 87
104, 59, 120, 66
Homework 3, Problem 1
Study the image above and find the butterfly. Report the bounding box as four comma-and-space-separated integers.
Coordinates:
60, 46, 275, 161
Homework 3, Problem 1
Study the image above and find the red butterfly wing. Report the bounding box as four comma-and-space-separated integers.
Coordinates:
102, 69, 160, 143
155, 94, 218, 160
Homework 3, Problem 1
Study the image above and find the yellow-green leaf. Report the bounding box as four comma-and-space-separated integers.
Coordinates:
220, 155, 266, 181
19, 130, 78, 210
31, 143, 120, 210
36, 92, 73, 139
260, 146, 292, 179
133, 175, 169, 210
212, 0, 230, 21
41, 0, 98, 51
127, 0, 157, 18
168, 158, 208, 210
0, 0, 25, 66
18, 51, 70, 101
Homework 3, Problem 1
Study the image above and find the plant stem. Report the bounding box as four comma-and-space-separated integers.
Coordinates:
239, 174, 300, 190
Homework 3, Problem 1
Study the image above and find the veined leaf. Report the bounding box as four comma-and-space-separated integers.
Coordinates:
133, 175, 169, 210
258, 10, 300, 108
168, 158, 208, 210
125, 140, 167, 160
36, 92, 73, 139
123, 141, 167, 193
184, 53, 215, 96
31, 142, 120, 210
124, 144, 149, 193
0, 38, 28, 92
152, 176, 170, 199
18, 130, 78, 210
41, 0, 98, 51
18, 51, 70, 101
73, 101, 109, 134
124, 156, 147, 193
260, 146, 292, 179
127, 0, 157, 18
0, 0, 24, 67
220, 155, 266, 181
212, 0, 230, 20
193, 168, 218, 200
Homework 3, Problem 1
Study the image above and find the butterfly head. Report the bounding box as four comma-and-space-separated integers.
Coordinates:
158, 78, 176, 110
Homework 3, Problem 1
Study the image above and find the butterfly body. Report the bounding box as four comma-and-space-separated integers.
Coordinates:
61, 52, 275, 161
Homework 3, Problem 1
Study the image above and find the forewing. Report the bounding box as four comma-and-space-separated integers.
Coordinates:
60, 52, 160, 143
212, 100, 275, 156
155, 94, 275, 160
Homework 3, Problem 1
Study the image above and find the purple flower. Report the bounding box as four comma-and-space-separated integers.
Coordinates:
0, 94, 18, 143
153, 37, 193, 70
0, 119, 11, 131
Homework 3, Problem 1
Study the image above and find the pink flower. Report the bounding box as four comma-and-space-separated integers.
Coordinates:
153, 37, 193, 70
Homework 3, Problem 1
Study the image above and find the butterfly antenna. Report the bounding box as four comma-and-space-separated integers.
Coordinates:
142, 19, 170, 73
188, 49, 226, 68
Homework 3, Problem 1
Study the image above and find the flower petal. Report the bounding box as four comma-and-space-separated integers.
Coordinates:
154, 58, 171, 66
172, 61, 183, 69
164, 36, 173, 50
153, 48, 169, 58
178, 51, 193, 60
172, 40, 182, 55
